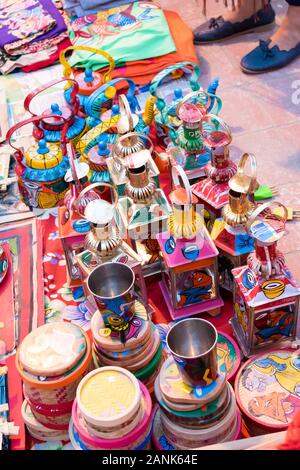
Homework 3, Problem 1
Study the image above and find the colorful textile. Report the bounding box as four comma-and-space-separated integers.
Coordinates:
63, 0, 135, 17
0, 0, 56, 49
68, 2, 176, 69
21, 36, 72, 72
4, 0, 68, 55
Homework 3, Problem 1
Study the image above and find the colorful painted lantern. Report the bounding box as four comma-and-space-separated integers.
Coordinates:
231, 201, 300, 357
117, 143, 172, 276
23, 78, 87, 150
74, 182, 150, 313
191, 115, 237, 231
156, 165, 223, 319
6, 114, 70, 209
58, 143, 97, 286
211, 153, 259, 292
167, 90, 222, 182
60, 45, 115, 114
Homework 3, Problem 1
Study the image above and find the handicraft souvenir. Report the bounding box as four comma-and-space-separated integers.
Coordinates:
60, 45, 115, 115
71, 367, 153, 450
153, 319, 240, 449
16, 322, 92, 433
6, 115, 70, 209
157, 165, 223, 320
211, 153, 259, 292
231, 201, 300, 357
166, 89, 222, 182
235, 348, 300, 435
191, 115, 237, 231
23, 78, 87, 150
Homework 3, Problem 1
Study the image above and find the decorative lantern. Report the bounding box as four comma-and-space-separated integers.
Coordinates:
191, 115, 237, 231
60, 45, 115, 115
116, 144, 172, 276
58, 143, 97, 286
23, 78, 87, 150
149, 62, 220, 148
107, 132, 160, 197
210, 153, 259, 292
74, 182, 150, 313
166, 90, 222, 182
231, 201, 300, 357
156, 165, 223, 320
6, 115, 70, 209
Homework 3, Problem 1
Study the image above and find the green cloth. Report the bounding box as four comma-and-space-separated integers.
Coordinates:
68, 2, 176, 70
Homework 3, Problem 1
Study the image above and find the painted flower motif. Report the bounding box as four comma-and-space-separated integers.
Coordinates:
63, 301, 93, 331
44, 296, 66, 323
43, 252, 64, 265
48, 231, 59, 241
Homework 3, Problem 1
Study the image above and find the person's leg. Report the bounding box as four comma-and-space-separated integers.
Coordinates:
241, 1, 300, 73
194, 0, 275, 44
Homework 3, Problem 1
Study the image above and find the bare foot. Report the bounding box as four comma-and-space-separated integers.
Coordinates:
270, 5, 300, 50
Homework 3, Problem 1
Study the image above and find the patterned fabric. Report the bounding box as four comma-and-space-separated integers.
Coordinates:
0, 0, 56, 48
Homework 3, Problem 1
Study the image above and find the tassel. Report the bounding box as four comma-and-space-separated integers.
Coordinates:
203, 0, 206, 16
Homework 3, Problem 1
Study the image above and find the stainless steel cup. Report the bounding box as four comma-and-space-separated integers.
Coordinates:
166, 318, 218, 387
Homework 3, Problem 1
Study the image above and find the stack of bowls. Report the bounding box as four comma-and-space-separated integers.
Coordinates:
70, 367, 153, 450
16, 322, 91, 439
152, 319, 241, 449
91, 305, 163, 393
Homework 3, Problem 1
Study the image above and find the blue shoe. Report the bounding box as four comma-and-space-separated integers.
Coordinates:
241, 39, 300, 73
193, 3, 275, 44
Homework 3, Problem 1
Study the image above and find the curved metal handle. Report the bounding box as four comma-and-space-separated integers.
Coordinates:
60, 46, 115, 84
6, 114, 69, 160
171, 164, 193, 205
176, 90, 212, 118
246, 201, 288, 234
236, 153, 257, 194
113, 132, 153, 158
200, 113, 232, 146
24, 78, 80, 116
77, 182, 119, 219
118, 94, 134, 133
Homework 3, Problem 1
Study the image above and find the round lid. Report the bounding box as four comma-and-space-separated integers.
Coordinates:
169, 187, 198, 205
84, 198, 114, 225
249, 218, 286, 244
229, 174, 259, 194
19, 322, 87, 377
76, 367, 141, 427
76, 69, 103, 96
124, 149, 151, 170
42, 103, 72, 125
178, 102, 203, 123
235, 348, 300, 430
25, 139, 63, 170
65, 160, 90, 182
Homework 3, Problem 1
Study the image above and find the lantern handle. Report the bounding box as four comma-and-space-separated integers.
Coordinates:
118, 94, 134, 134
234, 153, 258, 195
59, 46, 115, 84
176, 89, 212, 118
171, 164, 193, 205
76, 182, 118, 219
6, 114, 69, 161
200, 114, 232, 146
246, 201, 288, 234
24, 78, 81, 118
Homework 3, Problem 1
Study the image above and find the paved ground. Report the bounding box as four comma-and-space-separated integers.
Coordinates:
160, 0, 300, 277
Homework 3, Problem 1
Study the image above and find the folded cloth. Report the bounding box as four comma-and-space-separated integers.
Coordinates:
68, 2, 176, 68
63, 0, 136, 17
83, 9, 198, 85
0, 0, 56, 49
22, 36, 72, 72
0, 49, 55, 74
6, 32, 69, 56
4, 0, 68, 55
